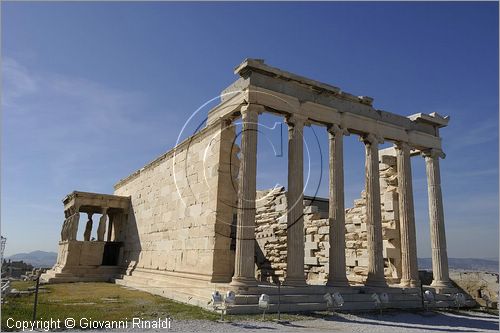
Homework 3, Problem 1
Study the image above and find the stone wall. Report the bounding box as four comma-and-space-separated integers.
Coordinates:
344, 153, 402, 284
113, 120, 239, 282
255, 152, 402, 285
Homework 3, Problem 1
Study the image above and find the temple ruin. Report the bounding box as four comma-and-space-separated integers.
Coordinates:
42, 59, 460, 312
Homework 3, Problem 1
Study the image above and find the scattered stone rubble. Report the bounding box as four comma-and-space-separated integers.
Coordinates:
450, 271, 499, 308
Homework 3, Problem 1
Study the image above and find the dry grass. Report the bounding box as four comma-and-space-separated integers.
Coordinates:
1, 281, 310, 331
1, 281, 218, 331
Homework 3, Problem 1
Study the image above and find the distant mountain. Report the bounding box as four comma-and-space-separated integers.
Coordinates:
6, 251, 57, 268
418, 257, 499, 273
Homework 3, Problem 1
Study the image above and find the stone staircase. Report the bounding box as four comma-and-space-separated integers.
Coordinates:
225, 285, 425, 314
113, 269, 425, 314
41, 265, 120, 283
112, 268, 474, 314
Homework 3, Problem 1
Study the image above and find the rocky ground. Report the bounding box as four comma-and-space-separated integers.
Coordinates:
88, 310, 498, 333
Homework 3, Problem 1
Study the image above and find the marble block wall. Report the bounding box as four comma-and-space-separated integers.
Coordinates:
113, 119, 239, 282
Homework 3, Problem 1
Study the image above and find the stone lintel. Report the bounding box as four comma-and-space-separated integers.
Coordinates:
234, 58, 449, 134
249, 86, 443, 149
211, 87, 443, 152
408, 112, 450, 128
63, 191, 130, 214
378, 147, 397, 157
234, 58, 344, 97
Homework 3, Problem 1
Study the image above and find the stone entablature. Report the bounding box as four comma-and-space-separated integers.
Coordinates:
61, 191, 130, 242
209, 59, 448, 151
63, 191, 130, 212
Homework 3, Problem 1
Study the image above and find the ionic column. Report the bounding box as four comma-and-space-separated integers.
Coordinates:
97, 208, 108, 241
395, 142, 419, 287
327, 124, 349, 287
285, 114, 307, 286
423, 149, 453, 288
230, 104, 261, 287
362, 134, 387, 287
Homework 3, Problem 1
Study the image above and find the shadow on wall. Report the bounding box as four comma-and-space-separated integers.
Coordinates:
120, 207, 141, 275
256, 239, 280, 283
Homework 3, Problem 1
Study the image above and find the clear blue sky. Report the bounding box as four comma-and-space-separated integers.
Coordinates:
2, 2, 498, 259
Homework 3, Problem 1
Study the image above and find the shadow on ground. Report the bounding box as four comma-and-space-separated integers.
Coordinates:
316, 311, 499, 332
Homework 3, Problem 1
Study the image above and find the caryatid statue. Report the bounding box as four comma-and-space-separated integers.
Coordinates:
83, 213, 93, 241
61, 217, 69, 241
97, 208, 108, 241
68, 209, 80, 241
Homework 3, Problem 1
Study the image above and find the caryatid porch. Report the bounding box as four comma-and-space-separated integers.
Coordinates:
42, 191, 130, 283
210, 59, 454, 293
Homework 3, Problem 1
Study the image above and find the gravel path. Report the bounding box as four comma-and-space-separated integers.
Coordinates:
86, 310, 498, 333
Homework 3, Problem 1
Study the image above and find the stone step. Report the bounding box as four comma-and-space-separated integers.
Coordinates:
233, 284, 420, 296
227, 302, 328, 314
226, 299, 423, 314
114, 273, 459, 314
233, 292, 421, 306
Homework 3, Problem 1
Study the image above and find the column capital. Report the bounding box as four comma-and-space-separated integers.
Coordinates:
71, 204, 81, 215
327, 124, 350, 137
101, 207, 109, 215
421, 148, 446, 160
222, 117, 233, 128
285, 113, 308, 128
394, 141, 413, 157
360, 133, 384, 145
394, 141, 411, 151
240, 104, 265, 117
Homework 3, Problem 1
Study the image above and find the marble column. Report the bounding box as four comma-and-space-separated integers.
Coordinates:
97, 208, 108, 241
423, 149, 453, 288
326, 124, 349, 287
285, 114, 307, 286
84, 213, 94, 241
395, 142, 419, 287
231, 104, 261, 287
362, 134, 387, 287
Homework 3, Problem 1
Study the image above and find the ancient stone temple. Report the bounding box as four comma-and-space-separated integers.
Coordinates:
42, 59, 458, 312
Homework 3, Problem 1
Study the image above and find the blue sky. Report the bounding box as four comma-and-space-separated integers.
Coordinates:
2, 2, 498, 259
